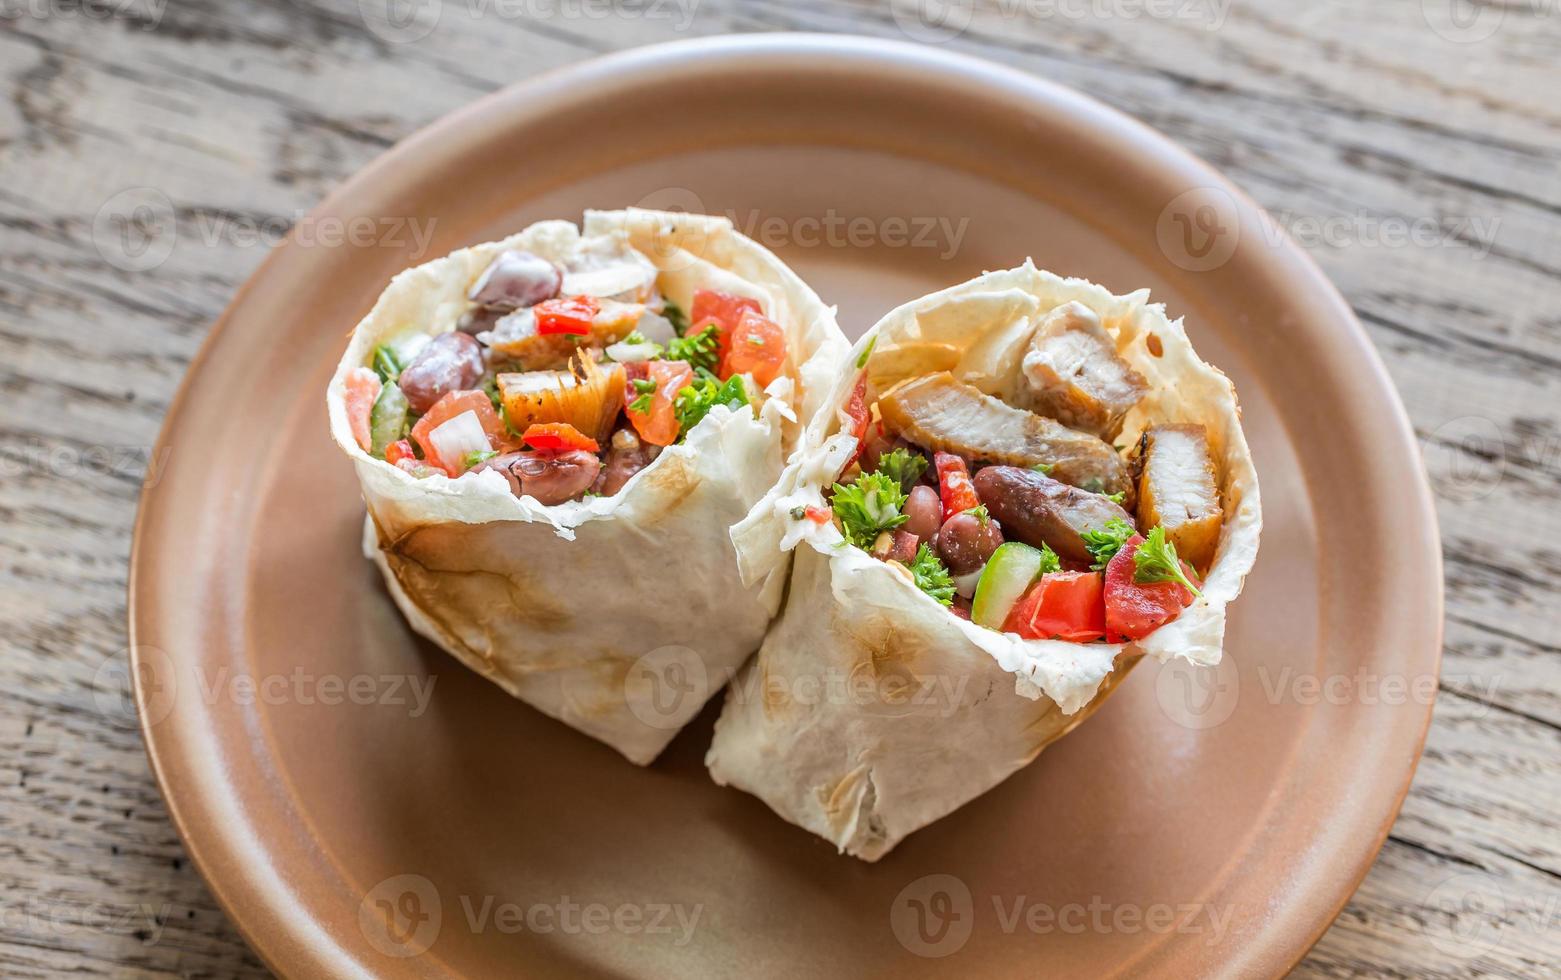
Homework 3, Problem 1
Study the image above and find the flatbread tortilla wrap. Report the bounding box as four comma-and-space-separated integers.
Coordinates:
326, 209, 849, 764
708, 262, 1261, 859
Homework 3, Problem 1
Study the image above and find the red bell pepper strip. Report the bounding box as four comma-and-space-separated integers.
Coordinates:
522, 422, 599, 454
534, 295, 599, 336
934, 451, 981, 522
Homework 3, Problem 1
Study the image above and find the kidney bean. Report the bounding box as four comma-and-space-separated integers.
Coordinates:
468, 250, 562, 310
398, 332, 485, 414
903, 484, 943, 542
592, 428, 661, 497
509, 449, 601, 504
936, 511, 1004, 575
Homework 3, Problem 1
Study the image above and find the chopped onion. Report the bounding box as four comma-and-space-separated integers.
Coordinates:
635, 310, 677, 344
953, 570, 984, 600
427, 410, 492, 474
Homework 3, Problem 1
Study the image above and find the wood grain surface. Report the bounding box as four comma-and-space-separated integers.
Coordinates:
1, 1, 1556, 976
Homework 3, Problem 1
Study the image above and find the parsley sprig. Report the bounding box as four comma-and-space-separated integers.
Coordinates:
906, 543, 955, 606
874, 447, 928, 492
1081, 517, 1136, 571
674, 372, 749, 438
830, 470, 908, 548
1133, 527, 1203, 596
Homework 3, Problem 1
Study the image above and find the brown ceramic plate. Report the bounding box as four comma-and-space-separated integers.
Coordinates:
130, 34, 1442, 978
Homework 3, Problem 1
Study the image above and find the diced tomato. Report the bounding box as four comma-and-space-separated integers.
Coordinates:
838, 371, 872, 476
1103, 535, 1198, 641
690, 288, 762, 367
723, 309, 787, 387
804, 506, 833, 525
1004, 571, 1106, 642
934, 452, 981, 522
343, 367, 381, 452
534, 295, 599, 336
410, 390, 508, 473
625, 359, 693, 447
522, 422, 599, 454
384, 439, 415, 466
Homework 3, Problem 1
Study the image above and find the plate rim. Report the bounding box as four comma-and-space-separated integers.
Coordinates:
129, 32, 1443, 978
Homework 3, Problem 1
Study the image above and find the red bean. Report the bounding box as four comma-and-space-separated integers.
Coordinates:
904, 484, 943, 542
936, 512, 1004, 575
592, 428, 661, 497
510, 450, 600, 505
398, 332, 485, 414
468, 250, 562, 310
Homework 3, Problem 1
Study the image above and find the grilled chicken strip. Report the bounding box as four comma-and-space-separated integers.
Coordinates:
1134, 423, 1223, 571
1020, 301, 1148, 440
972, 466, 1135, 564
878, 372, 1132, 500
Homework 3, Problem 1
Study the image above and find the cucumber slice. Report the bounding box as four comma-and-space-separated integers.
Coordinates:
369, 382, 410, 457
971, 542, 1045, 629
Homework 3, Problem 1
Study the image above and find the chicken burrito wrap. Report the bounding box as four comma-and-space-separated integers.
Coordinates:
709, 261, 1261, 858
327, 209, 849, 764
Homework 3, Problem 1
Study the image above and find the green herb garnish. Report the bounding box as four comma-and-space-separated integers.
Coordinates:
674, 373, 749, 438
964, 504, 990, 525
1107, 491, 1126, 505
665, 324, 721, 374
1030, 462, 1054, 476
1037, 542, 1062, 576
1081, 517, 1136, 571
1133, 527, 1203, 596
907, 543, 955, 606
371, 344, 404, 383
463, 449, 498, 469
855, 336, 877, 369
830, 470, 908, 548
874, 447, 928, 492
628, 378, 658, 414
663, 300, 689, 338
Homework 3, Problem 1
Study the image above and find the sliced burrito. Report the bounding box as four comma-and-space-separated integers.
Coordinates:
709, 262, 1261, 859
326, 209, 849, 764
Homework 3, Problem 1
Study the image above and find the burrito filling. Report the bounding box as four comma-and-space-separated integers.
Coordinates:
811, 307, 1223, 644
342, 247, 789, 505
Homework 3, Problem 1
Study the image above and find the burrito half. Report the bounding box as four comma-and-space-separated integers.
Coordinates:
327, 209, 849, 764
709, 261, 1261, 858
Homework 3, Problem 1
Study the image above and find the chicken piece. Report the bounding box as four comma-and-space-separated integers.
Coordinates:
497, 358, 625, 446
972, 466, 1135, 564
479, 298, 643, 369
1021, 301, 1148, 440
878, 372, 1131, 500
1134, 423, 1223, 571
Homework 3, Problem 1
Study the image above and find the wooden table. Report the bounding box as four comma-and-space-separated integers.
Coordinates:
2, 2, 1555, 976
